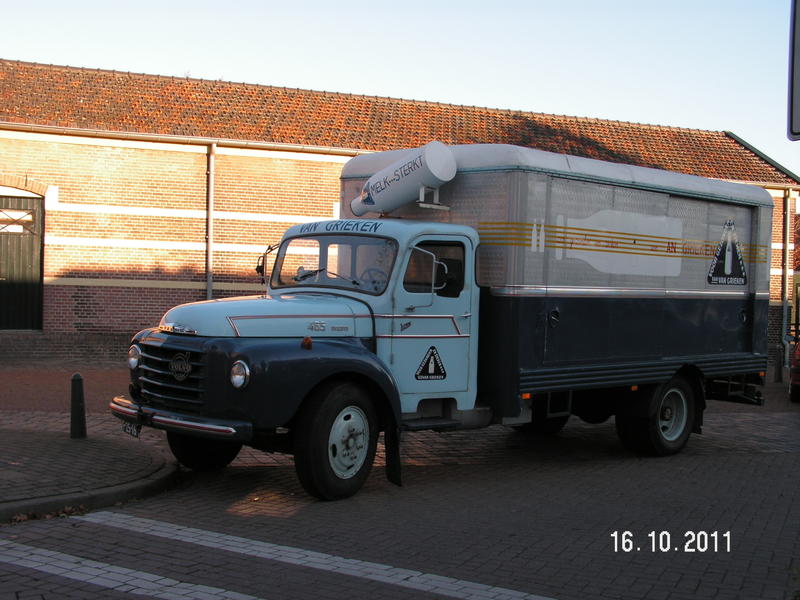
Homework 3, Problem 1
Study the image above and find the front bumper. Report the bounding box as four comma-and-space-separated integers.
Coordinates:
110, 396, 254, 442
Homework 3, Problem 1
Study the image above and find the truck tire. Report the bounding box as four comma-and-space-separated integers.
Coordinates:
166, 432, 242, 471
294, 381, 378, 500
513, 415, 569, 434
615, 377, 695, 456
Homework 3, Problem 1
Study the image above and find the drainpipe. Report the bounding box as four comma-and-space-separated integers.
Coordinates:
783, 189, 792, 367
206, 143, 216, 300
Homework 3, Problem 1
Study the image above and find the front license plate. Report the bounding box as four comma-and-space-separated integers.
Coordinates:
122, 422, 142, 438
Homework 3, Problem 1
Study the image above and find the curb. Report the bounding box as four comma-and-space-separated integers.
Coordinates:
0, 455, 179, 524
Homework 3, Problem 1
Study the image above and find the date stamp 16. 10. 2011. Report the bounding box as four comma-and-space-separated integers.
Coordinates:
610, 530, 731, 553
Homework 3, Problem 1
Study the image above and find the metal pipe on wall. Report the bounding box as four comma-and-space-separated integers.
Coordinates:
206, 143, 216, 300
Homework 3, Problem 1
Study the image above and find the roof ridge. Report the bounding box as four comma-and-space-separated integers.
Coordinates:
0, 57, 235, 86
0, 58, 723, 136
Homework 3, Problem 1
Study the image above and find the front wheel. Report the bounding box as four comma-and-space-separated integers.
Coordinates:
616, 377, 695, 456
166, 432, 242, 471
294, 381, 378, 500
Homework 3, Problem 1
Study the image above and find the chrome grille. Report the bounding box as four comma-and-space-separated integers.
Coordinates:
137, 341, 206, 412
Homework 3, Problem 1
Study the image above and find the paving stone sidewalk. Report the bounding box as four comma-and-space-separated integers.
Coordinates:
0, 412, 176, 523
0, 362, 175, 521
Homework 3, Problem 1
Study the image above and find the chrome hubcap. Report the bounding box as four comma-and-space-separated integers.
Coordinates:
658, 387, 687, 442
328, 406, 369, 479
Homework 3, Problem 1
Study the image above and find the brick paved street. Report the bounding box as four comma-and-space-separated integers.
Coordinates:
0, 366, 798, 599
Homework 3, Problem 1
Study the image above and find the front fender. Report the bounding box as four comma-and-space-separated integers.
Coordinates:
212, 337, 401, 431
128, 331, 402, 486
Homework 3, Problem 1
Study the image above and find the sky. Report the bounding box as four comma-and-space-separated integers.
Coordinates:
2, 0, 798, 178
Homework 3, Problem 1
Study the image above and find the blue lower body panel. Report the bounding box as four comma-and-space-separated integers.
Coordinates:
477, 290, 768, 417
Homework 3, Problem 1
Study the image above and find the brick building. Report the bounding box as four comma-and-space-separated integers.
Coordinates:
0, 59, 797, 362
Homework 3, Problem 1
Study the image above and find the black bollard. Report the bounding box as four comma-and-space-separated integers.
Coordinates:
70, 373, 87, 439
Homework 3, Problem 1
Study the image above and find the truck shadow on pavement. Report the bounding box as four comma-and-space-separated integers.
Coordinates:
144, 408, 800, 522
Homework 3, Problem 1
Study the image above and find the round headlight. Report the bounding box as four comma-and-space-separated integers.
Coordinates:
127, 344, 142, 370
230, 360, 250, 389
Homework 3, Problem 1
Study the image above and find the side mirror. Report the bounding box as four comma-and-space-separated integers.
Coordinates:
256, 244, 279, 285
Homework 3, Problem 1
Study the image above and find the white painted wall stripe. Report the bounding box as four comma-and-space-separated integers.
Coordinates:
45, 235, 208, 251
0, 128, 355, 163
43, 277, 265, 291
0, 186, 42, 197
0, 128, 204, 153
217, 146, 351, 163
45, 200, 327, 224
77, 512, 556, 600
44, 235, 320, 254
45, 194, 340, 223
0, 539, 266, 600
44, 236, 263, 254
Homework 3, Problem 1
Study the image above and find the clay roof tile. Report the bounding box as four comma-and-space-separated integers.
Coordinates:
0, 58, 795, 185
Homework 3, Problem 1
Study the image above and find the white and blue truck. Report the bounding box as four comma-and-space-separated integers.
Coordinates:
111, 142, 772, 500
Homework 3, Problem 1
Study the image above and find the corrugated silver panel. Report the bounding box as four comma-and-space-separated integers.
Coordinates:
342, 168, 770, 297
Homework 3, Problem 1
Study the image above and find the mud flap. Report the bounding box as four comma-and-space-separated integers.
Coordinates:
384, 425, 402, 486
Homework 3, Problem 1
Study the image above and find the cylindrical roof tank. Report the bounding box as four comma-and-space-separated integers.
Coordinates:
350, 141, 457, 216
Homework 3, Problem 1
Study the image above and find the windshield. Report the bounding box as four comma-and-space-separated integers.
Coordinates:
271, 234, 398, 295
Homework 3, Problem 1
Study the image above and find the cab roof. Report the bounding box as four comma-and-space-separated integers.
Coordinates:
282, 218, 479, 248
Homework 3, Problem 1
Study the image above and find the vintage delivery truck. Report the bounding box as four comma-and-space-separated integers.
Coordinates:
111, 142, 772, 500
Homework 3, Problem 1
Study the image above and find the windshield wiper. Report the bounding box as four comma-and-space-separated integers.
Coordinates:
293, 268, 360, 286
329, 270, 361, 286
293, 268, 325, 282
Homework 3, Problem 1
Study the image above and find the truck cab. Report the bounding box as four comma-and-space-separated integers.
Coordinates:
271, 219, 480, 419
112, 217, 481, 500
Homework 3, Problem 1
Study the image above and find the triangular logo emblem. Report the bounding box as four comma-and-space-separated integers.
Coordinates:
415, 346, 447, 380
707, 220, 747, 285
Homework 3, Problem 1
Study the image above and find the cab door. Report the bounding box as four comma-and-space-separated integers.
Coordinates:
389, 237, 473, 405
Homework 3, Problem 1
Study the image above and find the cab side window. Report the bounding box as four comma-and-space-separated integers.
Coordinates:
403, 242, 465, 298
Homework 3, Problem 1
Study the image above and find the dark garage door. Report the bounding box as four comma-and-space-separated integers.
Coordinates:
0, 196, 43, 329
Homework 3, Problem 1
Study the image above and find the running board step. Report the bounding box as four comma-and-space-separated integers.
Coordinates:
401, 418, 461, 432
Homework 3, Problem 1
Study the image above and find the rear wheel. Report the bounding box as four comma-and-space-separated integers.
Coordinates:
616, 377, 695, 456
166, 432, 242, 471
294, 381, 378, 500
